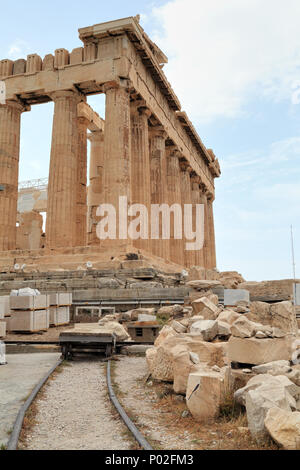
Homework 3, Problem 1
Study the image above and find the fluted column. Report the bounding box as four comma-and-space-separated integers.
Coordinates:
191, 176, 205, 267
102, 83, 131, 248
179, 163, 195, 268
130, 101, 151, 253
199, 184, 211, 269
0, 101, 26, 251
207, 194, 217, 269
87, 130, 104, 245
166, 146, 184, 266
149, 126, 169, 261
76, 115, 88, 247
46, 90, 83, 248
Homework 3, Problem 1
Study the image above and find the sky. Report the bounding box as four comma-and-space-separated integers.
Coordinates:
0, 0, 299, 281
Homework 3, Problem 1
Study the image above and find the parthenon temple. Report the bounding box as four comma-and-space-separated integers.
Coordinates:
0, 16, 220, 272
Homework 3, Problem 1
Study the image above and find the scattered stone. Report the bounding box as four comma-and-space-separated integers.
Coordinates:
130, 308, 156, 321
231, 317, 263, 338
171, 320, 187, 334
97, 321, 130, 341
154, 325, 178, 347
191, 297, 220, 320
145, 347, 157, 372
252, 360, 291, 376
264, 407, 300, 450
181, 410, 190, 418
190, 319, 218, 342
228, 336, 291, 365
246, 385, 293, 438
235, 305, 248, 314
188, 315, 204, 326
286, 368, 300, 387
234, 374, 299, 406
217, 321, 231, 337
157, 305, 183, 319
255, 331, 267, 339
218, 271, 245, 289
248, 301, 297, 334
173, 346, 194, 394
217, 309, 240, 325
178, 318, 190, 328
242, 369, 252, 374
272, 327, 286, 338
187, 280, 221, 290
270, 301, 298, 334
146, 335, 228, 386
186, 370, 224, 422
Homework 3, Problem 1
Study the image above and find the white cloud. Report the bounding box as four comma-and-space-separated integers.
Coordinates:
8, 39, 30, 60
151, 0, 300, 122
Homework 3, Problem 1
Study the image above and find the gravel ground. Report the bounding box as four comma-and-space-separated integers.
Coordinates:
20, 359, 132, 450
113, 356, 195, 450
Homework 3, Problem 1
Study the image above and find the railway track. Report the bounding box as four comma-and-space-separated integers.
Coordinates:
6, 356, 153, 451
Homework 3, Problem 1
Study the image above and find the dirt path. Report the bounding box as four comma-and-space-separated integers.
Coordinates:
20, 359, 133, 450
113, 355, 195, 450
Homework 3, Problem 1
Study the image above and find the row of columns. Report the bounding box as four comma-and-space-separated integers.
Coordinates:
0, 84, 217, 269
87, 86, 217, 269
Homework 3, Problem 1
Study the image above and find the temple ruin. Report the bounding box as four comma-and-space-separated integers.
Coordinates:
0, 16, 220, 272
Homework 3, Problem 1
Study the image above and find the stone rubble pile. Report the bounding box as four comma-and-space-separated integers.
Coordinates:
145, 282, 300, 449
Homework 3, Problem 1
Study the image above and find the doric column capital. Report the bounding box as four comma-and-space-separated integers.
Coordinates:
207, 192, 215, 202
103, 79, 131, 94
179, 159, 192, 173
49, 89, 84, 103
191, 174, 201, 185
130, 99, 152, 118
166, 144, 181, 159
87, 130, 104, 142
149, 125, 167, 140
0, 99, 29, 113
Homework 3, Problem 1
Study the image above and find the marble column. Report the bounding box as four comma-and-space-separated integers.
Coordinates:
76, 115, 88, 247
87, 130, 104, 245
149, 126, 169, 261
46, 90, 83, 248
207, 194, 217, 269
0, 101, 26, 251
179, 163, 195, 268
191, 176, 205, 267
102, 83, 131, 249
199, 184, 211, 269
130, 100, 151, 253
166, 146, 185, 266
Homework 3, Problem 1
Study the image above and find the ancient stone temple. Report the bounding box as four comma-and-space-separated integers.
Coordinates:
0, 16, 220, 272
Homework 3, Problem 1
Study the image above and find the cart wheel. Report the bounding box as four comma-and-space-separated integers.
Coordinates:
61, 345, 68, 360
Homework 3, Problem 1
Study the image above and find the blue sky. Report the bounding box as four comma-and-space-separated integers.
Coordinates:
1, 0, 299, 281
